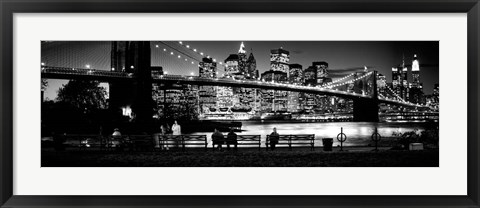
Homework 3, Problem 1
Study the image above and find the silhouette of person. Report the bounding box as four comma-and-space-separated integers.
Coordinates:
212, 128, 225, 150
226, 129, 238, 151
269, 127, 279, 151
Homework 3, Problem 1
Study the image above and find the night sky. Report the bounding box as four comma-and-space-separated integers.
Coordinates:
41, 41, 439, 100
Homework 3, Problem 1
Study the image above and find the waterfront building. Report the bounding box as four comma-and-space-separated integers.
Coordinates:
288, 63, 304, 113
152, 83, 199, 120
198, 57, 217, 114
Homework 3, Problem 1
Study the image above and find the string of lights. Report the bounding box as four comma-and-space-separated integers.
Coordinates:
327, 72, 373, 89
176, 41, 227, 67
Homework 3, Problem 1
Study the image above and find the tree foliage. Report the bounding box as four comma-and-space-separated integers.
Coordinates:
56, 80, 107, 113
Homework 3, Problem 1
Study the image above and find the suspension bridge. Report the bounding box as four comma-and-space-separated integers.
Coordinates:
40, 41, 435, 122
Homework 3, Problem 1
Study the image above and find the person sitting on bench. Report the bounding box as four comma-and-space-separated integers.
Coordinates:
269, 127, 279, 151
226, 129, 238, 151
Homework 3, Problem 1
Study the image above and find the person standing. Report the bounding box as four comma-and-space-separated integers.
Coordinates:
226, 129, 238, 151
212, 129, 225, 151
171, 120, 181, 148
269, 127, 279, 151
172, 120, 181, 135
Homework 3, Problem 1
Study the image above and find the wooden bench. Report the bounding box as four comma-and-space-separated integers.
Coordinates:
160, 135, 182, 150
211, 135, 261, 151
160, 135, 207, 151
236, 135, 262, 150
266, 134, 315, 151
181, 135, 207, 151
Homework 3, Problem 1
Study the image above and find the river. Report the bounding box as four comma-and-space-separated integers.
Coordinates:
191, 121, 438, 147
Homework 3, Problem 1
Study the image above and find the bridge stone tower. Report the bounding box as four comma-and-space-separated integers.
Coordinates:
110, 41, 154, 124
352, 71, 379, 122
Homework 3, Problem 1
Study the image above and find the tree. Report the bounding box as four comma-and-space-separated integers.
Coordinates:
56, 80, 107, 113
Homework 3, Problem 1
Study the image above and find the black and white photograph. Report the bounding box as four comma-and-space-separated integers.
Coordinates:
40, 41, 439, 167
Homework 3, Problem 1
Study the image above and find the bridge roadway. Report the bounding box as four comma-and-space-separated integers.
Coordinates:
41, 66, 425, 108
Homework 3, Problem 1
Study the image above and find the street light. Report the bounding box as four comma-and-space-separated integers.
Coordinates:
190, 72, 195, 76
85, 64, 90, 69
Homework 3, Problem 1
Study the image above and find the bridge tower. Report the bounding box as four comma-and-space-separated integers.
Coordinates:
352, 70, 379, 122
109, 41, 154, 124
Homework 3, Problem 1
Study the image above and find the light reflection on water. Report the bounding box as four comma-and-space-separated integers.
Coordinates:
192, 121, 436, 147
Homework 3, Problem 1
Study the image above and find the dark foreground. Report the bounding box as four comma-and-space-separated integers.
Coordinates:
42, 148, 439, 167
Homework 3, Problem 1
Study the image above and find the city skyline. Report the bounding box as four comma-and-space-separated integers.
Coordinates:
42, 41, 439, 100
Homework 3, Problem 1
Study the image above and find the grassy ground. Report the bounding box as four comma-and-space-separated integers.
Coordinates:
42, 147, 439, 167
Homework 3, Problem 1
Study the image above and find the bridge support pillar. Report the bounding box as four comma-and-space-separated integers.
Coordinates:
352, 98, 379, 122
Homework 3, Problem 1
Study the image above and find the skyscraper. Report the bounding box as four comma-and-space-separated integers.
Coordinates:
288, 63, 303, 112
245, 51, 257, 79
270, 48, 290, 74
238, 42, 248, 76
409, 54, 423, 104
198, 57, 217, 114
261, 48, 290, 112
312, 61, 331, 85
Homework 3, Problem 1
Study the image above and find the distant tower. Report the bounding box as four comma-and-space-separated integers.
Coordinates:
312, 61, 330, 85
246, 50, 257, 79
224, 54, 240, 78
199, 57, 217, 78
412, 54, 420, 86
409, 54, 423, 104
270, 48, 290, 74
238, 42, 248, 77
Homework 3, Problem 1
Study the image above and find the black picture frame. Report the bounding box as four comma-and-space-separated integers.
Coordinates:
1, 0, 479, 207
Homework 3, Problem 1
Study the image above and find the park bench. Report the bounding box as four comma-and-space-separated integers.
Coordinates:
160, 135, 208, 151
266, 134, 315, 151
181, 135, 208, 151
211, 135, 261, 151
235, 135, 262, 150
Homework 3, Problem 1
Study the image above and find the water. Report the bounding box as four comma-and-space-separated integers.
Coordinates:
192, 121, 437, 147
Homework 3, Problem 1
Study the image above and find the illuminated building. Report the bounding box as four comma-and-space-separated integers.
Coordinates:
238, 42, 248, 77
224, 54, 240, 78
152, 83, 199, 120
289, 63, 303, 84
270, 48, 290, 74
376, 73, 387, 95
408, 54, 424, 104
391, 55, 408, 101
198, 57, 217, 113
260, 70, 289, 112
312, 61, 332, 85
246, 51, 257, 79
288, 64, 303, 112
199, 57, 217, 78
304, 66, 317, 86
258, 48, 291, 113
